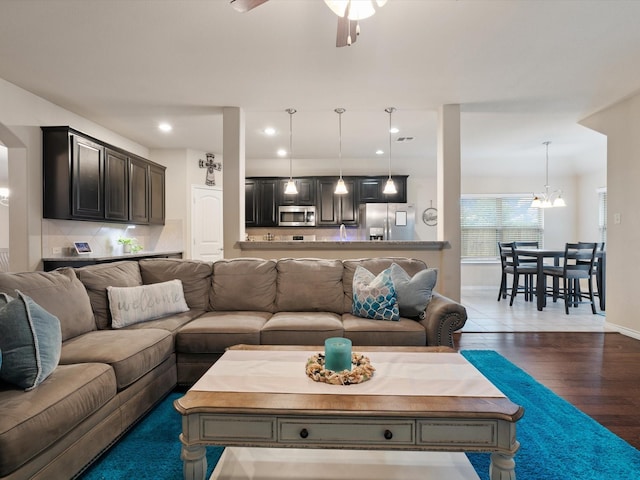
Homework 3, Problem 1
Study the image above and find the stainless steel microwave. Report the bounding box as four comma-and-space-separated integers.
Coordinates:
278, 206, 316, 227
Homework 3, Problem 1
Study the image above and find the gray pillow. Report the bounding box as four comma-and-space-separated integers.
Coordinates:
107, 279, 190, 328
0, 291, 62, 390
389, 263, 437, 319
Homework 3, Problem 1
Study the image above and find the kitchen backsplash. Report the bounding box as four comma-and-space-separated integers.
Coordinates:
246, 226, 361, 242
42, 219, 183, 257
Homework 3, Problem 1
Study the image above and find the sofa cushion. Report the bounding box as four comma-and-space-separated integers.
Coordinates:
275, 258, 344, 314
0, 292, 62, 390
211, 258, 276, 312
0, 362, 116, 477
390, 263, 438, 319
176, 311, 271, 354
59, 329, 173, 390
139, 258, 213, 310
343, 313, 426, 346
351, 265, 399, 321
342, 258, 428, 313
107, 279, 190, 328
0, 268, 95, 341
76, 261, 143, 330
124, 309, 205, 333
261, 311, 343, 345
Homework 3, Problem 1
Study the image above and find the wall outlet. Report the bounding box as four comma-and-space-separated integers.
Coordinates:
52, 247, 62, 255
614, 213, 622, 225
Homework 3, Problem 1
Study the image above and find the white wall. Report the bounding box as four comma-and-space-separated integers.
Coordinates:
581, 92, 640, 338
577, 168, 607, 242
0, 145, 7, 248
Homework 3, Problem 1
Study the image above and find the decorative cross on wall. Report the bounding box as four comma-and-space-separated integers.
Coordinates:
198, 153, 222, 186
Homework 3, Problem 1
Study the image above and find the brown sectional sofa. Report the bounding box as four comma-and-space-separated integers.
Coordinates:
0, 256, 467, 480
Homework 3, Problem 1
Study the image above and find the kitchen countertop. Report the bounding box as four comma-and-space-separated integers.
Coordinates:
237, 241, 449, 250
42, 250, 184, 262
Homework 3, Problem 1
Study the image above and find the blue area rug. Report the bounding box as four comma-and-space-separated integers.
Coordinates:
79, 351, 640, 480
462, 350, 640, 480
79, 392, 223, 480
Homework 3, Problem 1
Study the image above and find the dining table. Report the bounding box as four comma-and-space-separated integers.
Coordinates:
514, 248, 606, 312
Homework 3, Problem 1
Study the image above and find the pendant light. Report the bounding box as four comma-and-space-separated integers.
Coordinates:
284, 108, 298, 195
531, 141, 565, 208
334, 108, 348, 195
383, 107, 397, 195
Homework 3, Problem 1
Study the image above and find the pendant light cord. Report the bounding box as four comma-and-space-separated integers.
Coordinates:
385, 107, 395, 180
335, 108, 345, 179
286, 108, 296, 180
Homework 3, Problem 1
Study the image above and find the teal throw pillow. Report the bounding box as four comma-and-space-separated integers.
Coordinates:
0, 291, 62, 390
352, 265, 399, 321
390, 263, 437, 320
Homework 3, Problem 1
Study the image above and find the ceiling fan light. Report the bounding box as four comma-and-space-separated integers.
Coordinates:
324, 0, 380, 21
383, 178, 397, 195
335, 178, 348, 195
284, 179, 298, 195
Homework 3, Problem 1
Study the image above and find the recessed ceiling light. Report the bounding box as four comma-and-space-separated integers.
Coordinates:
389, 127, 399, 134
264, 127, 276, 136
158, 123, 172, 133
375, 149, 384, 155
277, 149, 287, 157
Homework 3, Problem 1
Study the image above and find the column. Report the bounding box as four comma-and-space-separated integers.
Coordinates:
437, 104, 461, 301
222, 107, 245, 258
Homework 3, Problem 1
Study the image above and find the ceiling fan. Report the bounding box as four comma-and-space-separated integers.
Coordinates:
230, 0, 387, 47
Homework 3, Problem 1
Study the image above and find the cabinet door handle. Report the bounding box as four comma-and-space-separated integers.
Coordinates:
384, 429, 393, 440
299, 428, 309, 439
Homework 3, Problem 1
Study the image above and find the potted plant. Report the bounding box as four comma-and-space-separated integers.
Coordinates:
117, 237, 136, 254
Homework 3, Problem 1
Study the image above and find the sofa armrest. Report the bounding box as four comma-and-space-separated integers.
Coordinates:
419, 292, 468, 348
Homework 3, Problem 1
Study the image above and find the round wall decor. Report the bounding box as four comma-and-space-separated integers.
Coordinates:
422, 202, 437, 226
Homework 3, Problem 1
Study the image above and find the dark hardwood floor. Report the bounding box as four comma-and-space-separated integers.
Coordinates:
455, 331, 640, 449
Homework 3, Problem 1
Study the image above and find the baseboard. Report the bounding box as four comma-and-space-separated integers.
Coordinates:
605, 321, 640, 340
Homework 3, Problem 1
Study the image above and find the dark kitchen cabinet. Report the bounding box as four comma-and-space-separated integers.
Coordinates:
357, 176, 408, 203
42, 126, 165, 225
104, 148, 129, 221
279, 178, 316, 206
316, 177, 357, 226
149, 164, 166, 225
129, 157, 150, 224
245, 178, 278, 227
43, 127, 105, 220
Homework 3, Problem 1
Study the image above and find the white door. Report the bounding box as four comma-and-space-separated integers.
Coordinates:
191, 186, 223, 261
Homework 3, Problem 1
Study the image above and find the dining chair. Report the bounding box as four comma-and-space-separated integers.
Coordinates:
542, 242, 598, 314
592, 242, 605, 311
497, 241, 537, 305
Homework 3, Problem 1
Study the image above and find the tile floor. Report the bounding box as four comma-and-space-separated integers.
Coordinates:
460, 287, 612, 332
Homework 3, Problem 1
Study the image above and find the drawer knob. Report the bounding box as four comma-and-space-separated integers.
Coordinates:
384, 429, 393, 440
300, 428, 309, 439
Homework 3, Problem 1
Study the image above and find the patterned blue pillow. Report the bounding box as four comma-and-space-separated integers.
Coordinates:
0, 291, 62, 390
352, 265, 399, 321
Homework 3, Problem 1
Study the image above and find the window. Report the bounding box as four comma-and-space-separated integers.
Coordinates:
598, 188, 607, 244
461, 195, 544, 259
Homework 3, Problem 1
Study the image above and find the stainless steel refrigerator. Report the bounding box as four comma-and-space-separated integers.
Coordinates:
358, 203, 416, 241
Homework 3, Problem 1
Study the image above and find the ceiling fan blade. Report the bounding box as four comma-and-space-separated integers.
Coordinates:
336, 16, 358, 47
230, 0, 269, 13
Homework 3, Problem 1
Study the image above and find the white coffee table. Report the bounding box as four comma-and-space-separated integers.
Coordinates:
174, 345, 523, 480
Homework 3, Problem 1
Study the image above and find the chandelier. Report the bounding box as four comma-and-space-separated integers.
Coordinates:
531, 141, 565, 208
0, 188, 8, 207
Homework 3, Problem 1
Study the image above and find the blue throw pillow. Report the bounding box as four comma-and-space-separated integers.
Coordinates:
352, 265, 399, 321
0, 291, 62, 390
390, 263, 437, 320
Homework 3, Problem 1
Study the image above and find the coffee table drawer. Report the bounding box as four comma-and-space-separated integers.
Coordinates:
417, 420, 498, 447
200, 415, 276, 442
278, 418, 415, 446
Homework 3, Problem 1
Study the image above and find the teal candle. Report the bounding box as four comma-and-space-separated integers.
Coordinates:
324, 337, 352, 372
